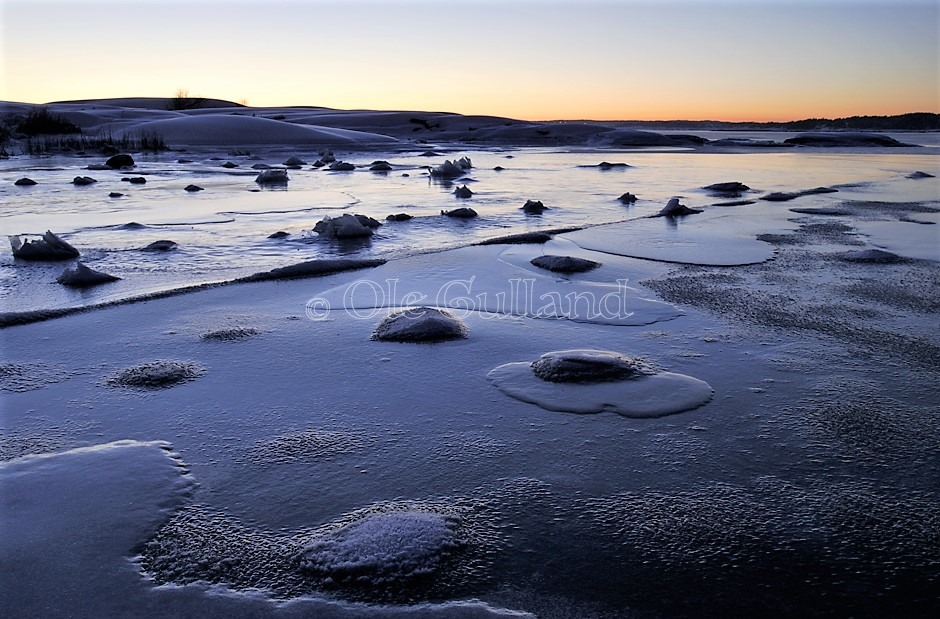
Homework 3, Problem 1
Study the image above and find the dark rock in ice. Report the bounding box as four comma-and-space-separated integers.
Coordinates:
618, 192, 637, 203
72, 176, 97, 186
907, 170, 935, 179
476, 231, 553, 245
441, 207, 478, 218
314, 214, 374, 239
119, 222, 147, 229
9, 231, 80, 261
177, 158, 194, 164
354, 214, 382, 229
56, 261, 121, 287
268, 231, 290, 239
200, 326, 261, 341
655, 198, 702, 217
108, 359, 205, 389
312, 159, 326, 168
713, 200, 755, 207
589, 162, 631, 170
239, 258, 385, 282
105, 153, 135, 169
760, 192, 800, 202
522, 199, 548, 214
221, 161, 238, 168
838, 249, 906, 263
283, 156, 307, 166
783, 132, 911, 147
251, 163, 271, 170
453, 185, 474, 198
530, 255, 601, 273
386, 213, 413, 222
319, 151, 336, 163
184, 184, 204, 192
141, 240, 178, 252
703, 181, 750, 193
531, 349, 654, 384
298, 511, 462, 586
420, 150, 439, 157
328, 161, 356, 171
801, 186, 839, 195
87, 164, 111, 171
109, 192, 124, 198
14, 177, 37, 186
372, 307, 469, 343
255, 169, 289, 184
789, 207, 852, 215
127, 177, 146, 184
370, 161, 393, 171
493, 166, 505, 171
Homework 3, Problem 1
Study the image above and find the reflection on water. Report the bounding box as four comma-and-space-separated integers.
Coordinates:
1, 140, 937, 312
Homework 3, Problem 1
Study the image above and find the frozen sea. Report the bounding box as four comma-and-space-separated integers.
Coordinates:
2, 132, 939, 618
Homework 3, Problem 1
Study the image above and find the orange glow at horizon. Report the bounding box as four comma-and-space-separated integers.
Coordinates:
2, 2, 937, 124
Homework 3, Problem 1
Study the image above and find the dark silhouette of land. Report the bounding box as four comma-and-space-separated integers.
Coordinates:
554, 112, 940, 132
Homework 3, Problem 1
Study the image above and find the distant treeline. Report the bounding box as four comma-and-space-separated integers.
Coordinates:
560, 113, 940, 132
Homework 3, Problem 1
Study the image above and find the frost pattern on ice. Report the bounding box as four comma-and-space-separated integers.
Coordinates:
299, 511, 462, 585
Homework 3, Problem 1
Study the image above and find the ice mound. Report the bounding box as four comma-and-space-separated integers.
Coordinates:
298, 511, 462, 586
530, 255, 600, 274
531, 350, 653, 383
14, 177, 37, 186
430, 157, 472, 178
9, 231, 80, 261
107, 360, 205, 389
442, 207, 477, 218
314, 214, 374, 239
56, 262, 120, 288
838, 248, 905, 263
373, 307, 469, 343
655, 198, 702, 217
488, 349, 712, 417
255, 168, 289, 184
908, 170, 935, 179
200, 326, 260, 341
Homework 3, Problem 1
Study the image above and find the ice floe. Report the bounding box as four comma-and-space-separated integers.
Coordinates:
487, 349, 713, 417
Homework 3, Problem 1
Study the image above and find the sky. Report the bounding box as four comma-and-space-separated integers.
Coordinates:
1, 0, 937, 122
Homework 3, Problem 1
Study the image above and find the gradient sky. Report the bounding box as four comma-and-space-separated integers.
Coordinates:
1, 0, 937, 121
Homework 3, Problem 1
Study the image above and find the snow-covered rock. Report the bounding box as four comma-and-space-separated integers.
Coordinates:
530, 255, 600, 273
9, 231, 80, 261
655, 198, 702, 217
255, 168, 289, 184
314, 214, 374, 239
372, 307, 469, 343
56, 262, 121, 287
531, 349, 654, 383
